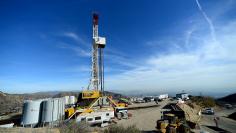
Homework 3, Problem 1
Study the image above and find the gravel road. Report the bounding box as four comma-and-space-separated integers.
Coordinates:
116, 100, 170, 131
200, 108, 236, 133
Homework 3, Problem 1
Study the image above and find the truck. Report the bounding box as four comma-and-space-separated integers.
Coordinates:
156, 94, 168, 101
176, 93, 189, 100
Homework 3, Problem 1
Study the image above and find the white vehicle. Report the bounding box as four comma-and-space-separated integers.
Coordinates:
76, 110, 114, 126
176, 93, 189, 100
158, 94, 168, 100
202, 108, 214, 115
115, 107, 128, 119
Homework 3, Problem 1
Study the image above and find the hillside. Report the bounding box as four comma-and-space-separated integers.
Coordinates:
0, 90, 125, 115
0, 91, 54, 114
218, 93, 236, 103
0, 92, 24, 114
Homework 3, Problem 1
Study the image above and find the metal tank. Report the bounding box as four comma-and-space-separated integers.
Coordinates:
69, 96, 75, 104
64, 96, 69, 105
21, 100, 42, 126
41, 99, 56, 122
59, 98, 65, 120
41, 98, 65, 123
52, 98, 59, 121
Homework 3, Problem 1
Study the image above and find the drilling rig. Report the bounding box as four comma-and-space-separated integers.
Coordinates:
78, 13, 106, 100
88, 13, 106, 94
65, 14, 127, 123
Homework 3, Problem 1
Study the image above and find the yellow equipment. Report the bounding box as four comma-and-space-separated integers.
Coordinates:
65, 107, 75, 118
107, 96, 126, 108
157, 120, 169, 129
82, 90, 100, 99
116, 103, 127, 107
157, 109, 191, 133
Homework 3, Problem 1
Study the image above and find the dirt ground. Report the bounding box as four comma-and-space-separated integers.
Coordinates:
116, 100, 170, 132
0, 127, 60, 133
117, 100, 236, 133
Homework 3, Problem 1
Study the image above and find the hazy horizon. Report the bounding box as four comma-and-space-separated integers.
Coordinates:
2, 88, 234, 99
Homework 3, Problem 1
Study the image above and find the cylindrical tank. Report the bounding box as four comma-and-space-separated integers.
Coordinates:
21, 100, 42, 126
69, 96, 75, 104
52, 98, 59, 121
41, 98, 65, 123
41, 99, 51, 122
59, 98, 65, 119
64, 96, 69, 105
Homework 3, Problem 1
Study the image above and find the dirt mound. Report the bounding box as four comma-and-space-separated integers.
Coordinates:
177, 103, 201, 123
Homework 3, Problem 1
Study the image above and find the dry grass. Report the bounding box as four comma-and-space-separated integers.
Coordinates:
59, 120, 91, 133
104, 125, 140, 133
190, 96, 216, 107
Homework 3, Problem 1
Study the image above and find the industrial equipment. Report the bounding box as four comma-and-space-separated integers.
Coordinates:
64, 14, 128, 126
65, 107, 75, 119
21, 100, 42, 127
87, 13, 106, 93
21, 98, 65, 128
76, 13, 106, 106
156, 103, 190, 133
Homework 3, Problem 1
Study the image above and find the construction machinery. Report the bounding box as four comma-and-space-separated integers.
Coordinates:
156, 103, 190, 133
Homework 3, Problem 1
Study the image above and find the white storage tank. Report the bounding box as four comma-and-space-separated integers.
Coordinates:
64, 96, 69, 105
56, 98, 65, 120
69, 96, 75, 104
41, 99, 50, 122
60, 98, 65, 118
41, 98, 65, 123
52, 98, 59, 121
21, 100, 42, 126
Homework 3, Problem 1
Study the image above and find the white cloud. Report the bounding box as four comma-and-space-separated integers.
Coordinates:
58, 32, 91, 57
64, 32, 89, 47
59, 43, 90, 57
196, 0, 217, 42
106, 20, 236, 93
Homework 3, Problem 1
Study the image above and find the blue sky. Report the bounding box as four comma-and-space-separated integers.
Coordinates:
0, 0, 236, 94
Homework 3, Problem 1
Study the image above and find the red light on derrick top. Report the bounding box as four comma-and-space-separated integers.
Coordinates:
93, 13, 99, 25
